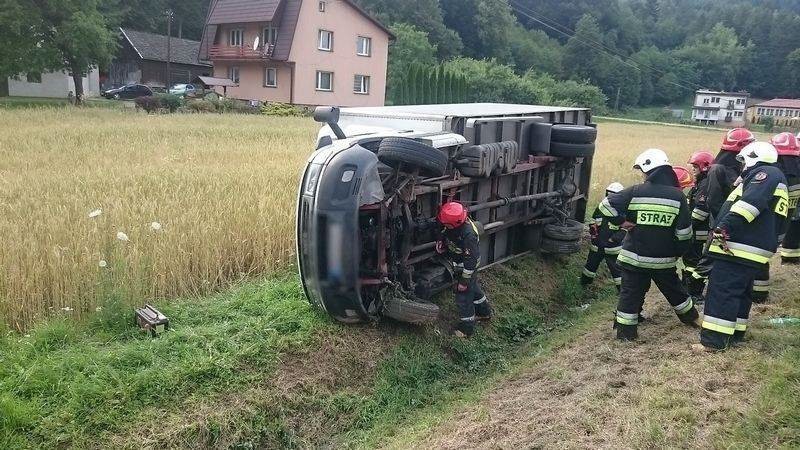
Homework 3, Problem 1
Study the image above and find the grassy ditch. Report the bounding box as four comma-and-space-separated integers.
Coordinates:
0, 252, 615, 448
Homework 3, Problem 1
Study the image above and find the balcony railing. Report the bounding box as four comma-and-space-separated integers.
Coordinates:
209, 44, 275, 60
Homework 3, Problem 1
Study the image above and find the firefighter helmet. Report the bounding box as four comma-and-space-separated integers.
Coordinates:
437, 202, 468, 228
770, 132, 800, 157
737, 142, 778, 169
721, 128, 755, 152
633, 148, 670, 173
673, 165, 695, 189
688, 151, 714, 172
606, 182, 624, 194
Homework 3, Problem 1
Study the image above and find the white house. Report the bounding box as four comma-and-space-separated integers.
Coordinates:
691, 89, 749, 126
6, 69, 100, 98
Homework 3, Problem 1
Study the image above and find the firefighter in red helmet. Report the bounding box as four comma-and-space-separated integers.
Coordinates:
771, 132, 800, 264
436, 202, 492, 337
707, 128, 756, 219
682, 151, 714, 303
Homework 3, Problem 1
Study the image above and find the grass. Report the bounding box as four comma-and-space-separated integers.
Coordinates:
0, 96, 122, 109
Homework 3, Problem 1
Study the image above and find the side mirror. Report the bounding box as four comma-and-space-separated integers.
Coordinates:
313, 106, 346, 139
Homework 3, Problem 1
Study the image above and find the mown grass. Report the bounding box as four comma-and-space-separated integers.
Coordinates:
0, 253, 605, 448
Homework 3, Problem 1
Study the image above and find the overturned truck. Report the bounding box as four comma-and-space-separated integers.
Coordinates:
297, 104, 597, 324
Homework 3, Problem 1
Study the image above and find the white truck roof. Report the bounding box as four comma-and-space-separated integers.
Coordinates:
341, 103, 587, 120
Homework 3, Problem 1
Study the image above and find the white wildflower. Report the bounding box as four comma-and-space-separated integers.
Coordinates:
24, 334, 30, 338
98, 260, 107, 268
61, 306, 74, 312
88, 209, 102, 218
116, 231, 130, 242
150, 221, 162, 231
95, 306, 103, 312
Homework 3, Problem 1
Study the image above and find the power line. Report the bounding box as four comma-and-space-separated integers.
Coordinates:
509, 1, 702, 93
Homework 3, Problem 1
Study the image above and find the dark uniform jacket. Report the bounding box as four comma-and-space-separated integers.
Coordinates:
777, 155, 800, 220
706, 151, 741, 219
442, 218, 481, 281
589, 203, 626, 254
688, 173, 710, 243
599, 166, 693, 271
710, 163, 788, 268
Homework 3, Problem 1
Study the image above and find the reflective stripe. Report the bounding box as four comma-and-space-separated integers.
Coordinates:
691, 270, 707, 280
780, 247, 800, 257
735, 318, 748, 331
674, 297, 694, 314
675, 225, 693, 241
628, 203, 680, 214
590, 244, 599, 252
582, 267, 597, 278
776, 183, 788, 194
454, 262, 464, 269
692, 208, 710, 220
708, 240, 774, 264
702, 315, 736, 335
730, 200, 760, 222
613, 277, 622, 285
462, 268, 475, 278
695, 230, 709, 241
608, 223, 621, 230
752, 279, 770, 292
594, 218, 603, 225
616, 311, 638, 325
618, 249, 677, 269
461, 315, 476, 322
630, 197, 682, 208
605, 245, 622, 255
599, 198, 618, 217
473, 296, 487, 305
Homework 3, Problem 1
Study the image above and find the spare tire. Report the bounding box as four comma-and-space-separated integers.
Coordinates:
378, 137, 448, 177
544, 219, 583, 241
551, 124, 597, 144
540, 236, 582, 254
383, 295, 440, 324
549, 141, 595, 158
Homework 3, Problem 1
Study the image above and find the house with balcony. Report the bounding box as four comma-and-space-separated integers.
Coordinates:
749, 98, 800, 127
199, 0, 392, 106
690, 89, 749, 126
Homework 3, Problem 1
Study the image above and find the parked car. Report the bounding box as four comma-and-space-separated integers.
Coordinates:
168, 83, 198, 97
102, 84, 153, 100
297, 104, 597, 325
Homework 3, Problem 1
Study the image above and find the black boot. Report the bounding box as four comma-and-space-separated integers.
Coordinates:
730, 330, 747, 347
474, 299, 493, 321
581, 274, 594, 286
616, 323, 638, 341
678, 307, 700, 327
454, 320, 475, 338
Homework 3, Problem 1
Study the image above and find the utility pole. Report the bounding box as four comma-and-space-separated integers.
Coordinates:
614, 86, 621, 111
166, 9, 174, 90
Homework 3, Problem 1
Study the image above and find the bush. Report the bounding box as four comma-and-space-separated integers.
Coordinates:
215, 98, 236, 113
156, 94, 183, 113
134, 96, 161, 113
762, 116, 775, 132
186, 100, 216, 113
260, 102, 307, 117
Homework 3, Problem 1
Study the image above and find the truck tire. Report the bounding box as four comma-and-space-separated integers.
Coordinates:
543, 219, 583, 241
382, 296, 440, 324
540, 236, 582, 254
550, 124, 597, 144
549, 141, 595, 158
378, 137, 448, 177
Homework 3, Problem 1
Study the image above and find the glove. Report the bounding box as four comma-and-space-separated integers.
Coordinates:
435, 239, 445, 254
621, 221, 636, 231
712, 227, 733, 255
456, 282, 469, 293
589, 223, 599, 239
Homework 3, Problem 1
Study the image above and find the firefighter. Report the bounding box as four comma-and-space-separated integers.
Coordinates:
707, 128, 756, 219
582, 182, 626, 290
682, 151, 714, 302
694, 142, 788, 352
772, 132, 800, 264
435, 202, 492, 338
599, 149, 699, 340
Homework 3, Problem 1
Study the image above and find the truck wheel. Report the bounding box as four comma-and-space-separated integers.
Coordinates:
543, 219, 583, 241
382, 295, 440, 324
550, 124, 597, 144
549, 141, 595, 158
378, 137, 448, 177
540, 236, 582, 254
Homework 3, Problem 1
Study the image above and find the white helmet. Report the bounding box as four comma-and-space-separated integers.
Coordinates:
737, 141, 778, 169
606, 182, 624, 193
633, 148, 670, 173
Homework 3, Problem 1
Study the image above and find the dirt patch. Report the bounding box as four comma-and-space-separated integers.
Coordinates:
404, 262, 800, 450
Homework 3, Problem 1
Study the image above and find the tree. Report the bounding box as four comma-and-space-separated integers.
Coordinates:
508, 26, 563, 76
673, 23, 753, 91
0, 0, 59, 79
120, 0, 209, 40
6, 0, 120, 103
387, 24, 437, 104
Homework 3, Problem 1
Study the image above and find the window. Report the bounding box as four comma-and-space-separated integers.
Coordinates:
354, 74, 370, 94
263, 24, 278, 45
318, 30, 333, 51
26, 72, 42, 83
712, 97, 720, 103
758, 108, 763, 114
703, 111, 710, 118
229, 29, 243, 47
265, 67, 277, 87
319, 1, 326, 12
316, 71, 333, 91
703, 98, 709, 104
357, 36, 372, 56
735, 111, 743, 117
228, 66, 240, 84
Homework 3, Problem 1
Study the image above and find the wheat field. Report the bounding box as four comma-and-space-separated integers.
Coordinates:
0, 108, 750, 330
